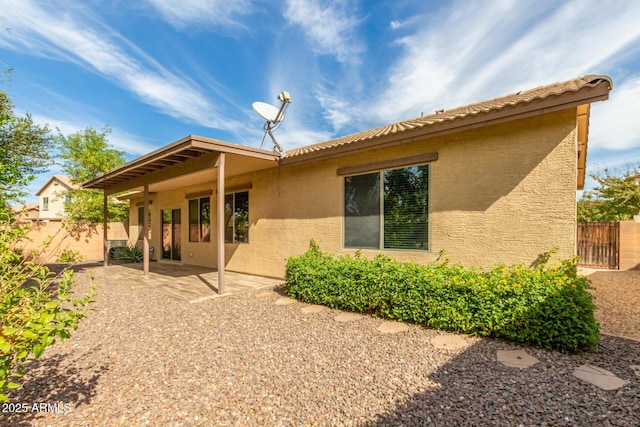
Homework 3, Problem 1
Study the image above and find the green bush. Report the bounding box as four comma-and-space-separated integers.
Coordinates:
56, 249, 84, 263
0, 213, 95, 402
110, 245, 143, 263
285, 241, 599, 353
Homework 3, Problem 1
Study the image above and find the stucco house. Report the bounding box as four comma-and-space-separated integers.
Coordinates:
35, 175, 78, 220
83, 75, 612, 292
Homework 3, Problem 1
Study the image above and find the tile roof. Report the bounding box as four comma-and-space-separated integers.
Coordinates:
283, 74, 612, 160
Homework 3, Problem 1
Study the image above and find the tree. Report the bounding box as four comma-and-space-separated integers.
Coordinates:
56, 126, 128, 223
0, 211, 95, 402
578, 165, 640, 222
0, 91, 54, 213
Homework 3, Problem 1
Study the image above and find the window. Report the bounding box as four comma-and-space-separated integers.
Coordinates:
344, 164, 429, 250
224, 191, 249, 243
42, 197, 49, 211
188, 197, 210, 242
138, 206, 152, 240
65, 194, 71, 203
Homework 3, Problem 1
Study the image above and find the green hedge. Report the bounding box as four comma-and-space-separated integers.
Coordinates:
285, 241, 599, 353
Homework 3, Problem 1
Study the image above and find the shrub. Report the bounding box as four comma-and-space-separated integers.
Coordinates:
110, 245, 143, 263
56, 248, 84, 263
285, 242, 599, 353
0, 213, 95, 402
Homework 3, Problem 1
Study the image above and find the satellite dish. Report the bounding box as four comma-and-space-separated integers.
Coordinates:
252, 102, 282, 124
252, 91, 291, 156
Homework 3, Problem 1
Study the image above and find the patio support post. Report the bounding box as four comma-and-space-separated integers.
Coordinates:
216, 153, 225, 294
103, 191, 108, 267
143, 183, 149, 276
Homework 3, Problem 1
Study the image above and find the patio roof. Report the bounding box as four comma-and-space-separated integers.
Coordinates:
82, 135, 279, 195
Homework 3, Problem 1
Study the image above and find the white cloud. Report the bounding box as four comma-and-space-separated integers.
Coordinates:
334, 0, 640, 126
390, 20, 401, 30
0, 0, 240, 131
284, 0, 364, 63
589, 75, 640, 151
144, 0, 252, 28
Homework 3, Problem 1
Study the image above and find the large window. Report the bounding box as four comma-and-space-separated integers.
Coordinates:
224, 191, 249, 243
344, 164, 429, 250
188, 197, 210, 242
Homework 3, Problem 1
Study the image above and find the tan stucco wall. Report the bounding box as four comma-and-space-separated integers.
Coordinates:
20, 221, 128, 262
131, 108, 579, 278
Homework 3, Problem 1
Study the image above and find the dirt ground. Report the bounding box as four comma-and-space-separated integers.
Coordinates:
582, 269, 640, 340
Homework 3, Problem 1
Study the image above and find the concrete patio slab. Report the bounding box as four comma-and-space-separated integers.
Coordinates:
301, 304, 326, 314
573, 364, 628, 390
497, 350, 540, 368
275, 297, 297, 306
335, 313, 363, 322
431, 334, 468, 350
377, 321, 409, 334
90, 263, 283, 303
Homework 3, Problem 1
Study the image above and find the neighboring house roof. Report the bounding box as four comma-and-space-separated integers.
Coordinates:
35, 175, 79, 196
10, 203, 39, 213
83, 74, 612, 192
282, 74, 612, 162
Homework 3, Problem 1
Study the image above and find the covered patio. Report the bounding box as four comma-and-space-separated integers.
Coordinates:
82, 135, 280, 294
92, 262, 283, 303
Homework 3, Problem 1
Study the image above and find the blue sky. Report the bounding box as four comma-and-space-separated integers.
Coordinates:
1, 0, 639, 204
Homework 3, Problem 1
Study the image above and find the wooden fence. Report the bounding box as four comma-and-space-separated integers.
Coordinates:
577, 222, 619, 269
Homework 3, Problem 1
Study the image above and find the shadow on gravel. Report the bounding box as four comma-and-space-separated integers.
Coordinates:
364, 335, 640, 426
3, 348, 108, 426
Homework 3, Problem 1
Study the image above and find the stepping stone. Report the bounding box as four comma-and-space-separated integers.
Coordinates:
573, 365, 628, 390
256, 291, 276, 298
274, 297, 297, 306
334, 313, 363, 322
497, 350, 540, 368
301, 304, 325, 314
631, 365, 640, 377
431, 334, 468, 350
377, 321, 409, 334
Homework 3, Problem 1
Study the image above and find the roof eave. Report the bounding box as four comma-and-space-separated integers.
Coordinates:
280, 80, 611, 166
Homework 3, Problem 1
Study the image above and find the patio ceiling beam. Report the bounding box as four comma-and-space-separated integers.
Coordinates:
192, 139, 277, 161
103, 152, 221, 195
83, 136, 278, 191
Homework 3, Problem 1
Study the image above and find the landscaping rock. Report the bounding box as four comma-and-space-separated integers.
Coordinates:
7, 265, 640, 426
300, 304, 325, 314
377, 321, 409, 334
573, 364, 628, 390
432, 334, 468, 350
497, 350, 540, 368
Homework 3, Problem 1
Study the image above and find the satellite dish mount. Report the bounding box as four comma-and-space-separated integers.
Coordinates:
252, 91, 291, 156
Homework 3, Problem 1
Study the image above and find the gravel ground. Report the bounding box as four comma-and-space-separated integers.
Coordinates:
584, 269, 640, 341
2, 265, 639, 426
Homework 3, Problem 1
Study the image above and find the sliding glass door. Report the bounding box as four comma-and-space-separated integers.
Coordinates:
161, 209, 181, 261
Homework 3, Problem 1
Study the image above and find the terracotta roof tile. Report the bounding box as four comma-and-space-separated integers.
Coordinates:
284, 74, 612, 159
